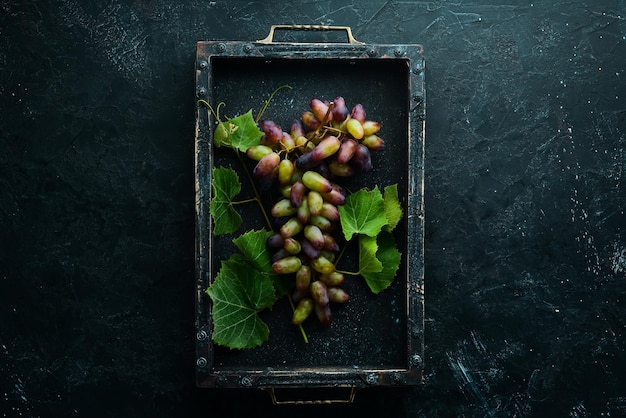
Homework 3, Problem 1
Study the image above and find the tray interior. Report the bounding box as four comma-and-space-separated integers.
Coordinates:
206, 56, 411, 370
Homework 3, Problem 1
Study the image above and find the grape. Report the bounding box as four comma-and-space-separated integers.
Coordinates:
310, 98, 331, 124
319, 250, 336, 263
267, 233, 284, 248
322, 233, 340, 252
319, 271, 345, 286
280, 132, 296, 151
362, 134, 385, 151
321, 186, 346, 206
307, 191, 324, 216
328, 287, 350, 303
283, 237, 302, 254
351, 144, 373, 173
300, 238, 320, 259
320, 202, 340, 221
350, 103, 366, 123
271, 198, 297, 218
292, 298, 314, 324
280, 217, 304, 238
331, 96, 349, 122
311, 255, 335, 274
310, 280, 330, 306
345, 118, 364, 140
278, 159, 295, 185
290, 119, 306, 140
295, 265, 311, 291
246, 145, 274, 161
259, 119, 283, 145
328, 159, 354, 177
295, 136, 340, 170
301, 111, 320, 131
314, 303, 332, 325
290, 181, 306, 207
253, 152, 280, 178
296, 196, 310, 224
309, 215, 332, 231
272, 256, 302, 274
362, 120, 380, 136
301, 170, 332, 193
337, 138, 358, 164
303, 225, 325, 249
294, 134, 309, 149
272, 248, 289, 263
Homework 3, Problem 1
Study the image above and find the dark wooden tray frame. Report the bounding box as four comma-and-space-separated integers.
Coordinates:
194, 26, 425, 401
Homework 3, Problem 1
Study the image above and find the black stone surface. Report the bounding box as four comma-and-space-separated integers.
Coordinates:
1, 1, 625, 417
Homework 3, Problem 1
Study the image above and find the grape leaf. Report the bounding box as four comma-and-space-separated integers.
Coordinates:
210, 167, 242, 235
359, 235, 383, 274
339, 187, 387, 241
383, 184, 403, 232
361, 231, 402, 294
207, 257, 276, 349
233, 229, 273, 272
222, 110, 264, 153
232, 229, 294, 298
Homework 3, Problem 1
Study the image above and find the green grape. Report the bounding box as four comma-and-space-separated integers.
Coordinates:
310, 280, 330, 306
311, 255, 335, 274
328, 287, 350, 303
271, 255, 302, 274
271, 199, 297, 217
302, 171, 332, 193
292, 298, 314, 325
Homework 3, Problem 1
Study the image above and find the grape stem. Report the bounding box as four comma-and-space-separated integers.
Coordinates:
234, 150, 274, 232
230, 198, 258, 205
255, 85, 292, 123
336, 269, 360, 276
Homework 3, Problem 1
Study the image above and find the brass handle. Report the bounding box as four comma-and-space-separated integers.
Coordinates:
257, 25, 364, 45
264, 387, 359, 405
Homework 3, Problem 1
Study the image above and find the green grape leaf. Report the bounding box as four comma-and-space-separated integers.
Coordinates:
383, 184, 403, 232
207, 257, 276, 349
361, 231, 402, 294
233, 229, 273, 272
339, 187, 387, 241
223, 110, 264, 152
210, 167, 242, 235
271, 275, 295, 299
358, 235, 383, 275
232, 229, 293, 298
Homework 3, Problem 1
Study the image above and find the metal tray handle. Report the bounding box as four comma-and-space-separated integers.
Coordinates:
264, 387, 359, 405
257, 24, 364, 45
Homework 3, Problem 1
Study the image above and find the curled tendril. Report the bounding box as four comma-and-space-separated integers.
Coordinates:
255, 84, 292, 122
198, 99, 226, 123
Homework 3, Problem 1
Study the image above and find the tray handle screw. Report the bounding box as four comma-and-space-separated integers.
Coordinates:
196, 330, 208, 341
366, 373, 379, 385
241, 376, 253, 387
410, 354, 423, 367
197, 88, 207, 97
196, 357, 208, 368
367, 48, 376, 57
216, 43, 226, 53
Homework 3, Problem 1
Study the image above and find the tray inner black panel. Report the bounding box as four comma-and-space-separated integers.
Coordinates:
208, 57, 410, 370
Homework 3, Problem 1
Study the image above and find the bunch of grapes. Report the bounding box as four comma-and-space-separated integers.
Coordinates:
244, 97, 385, 326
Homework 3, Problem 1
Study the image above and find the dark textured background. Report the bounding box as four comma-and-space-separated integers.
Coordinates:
1, 1, 625, 417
